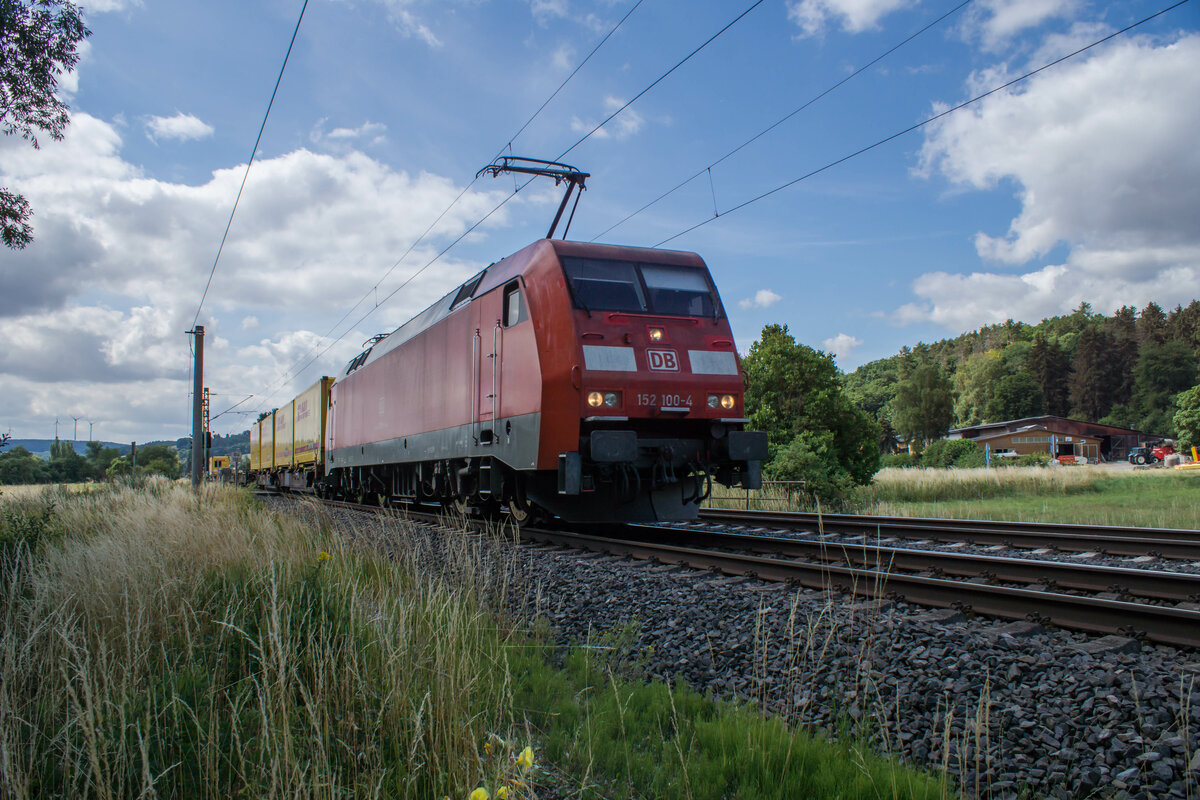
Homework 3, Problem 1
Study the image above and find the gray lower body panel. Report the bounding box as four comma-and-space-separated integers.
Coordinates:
329, 412, 542, 473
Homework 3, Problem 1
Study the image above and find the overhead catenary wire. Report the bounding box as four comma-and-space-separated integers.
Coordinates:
653, 0, 1193, 248
248, 0, 765, 414
257, 0, 651, 403
190, 0, 309, 330
557, 0, 765, 161
590, 0, 974, 242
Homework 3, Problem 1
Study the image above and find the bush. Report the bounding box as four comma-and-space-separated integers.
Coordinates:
0, 492, 58, 563
880, 452, 920, 469
766, 431, 856, 508
919, 439, 984, 469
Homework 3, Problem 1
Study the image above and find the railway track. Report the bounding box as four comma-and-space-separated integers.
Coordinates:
696, 507, 1200, 561
284, 494, 1200, 648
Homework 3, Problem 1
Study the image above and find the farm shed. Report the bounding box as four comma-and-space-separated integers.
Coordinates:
971, 425, 1102, 461
947, 416, 1156, 461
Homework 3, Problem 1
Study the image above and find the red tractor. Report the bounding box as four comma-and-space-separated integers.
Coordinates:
1128, 443, 1175, 465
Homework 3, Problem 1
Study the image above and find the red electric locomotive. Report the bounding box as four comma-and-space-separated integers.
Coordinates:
321, 235, 766, 523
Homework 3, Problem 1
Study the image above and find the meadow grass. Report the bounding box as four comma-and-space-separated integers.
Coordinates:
710, 467, 1200, 529
861, 466, 1200, 529
0, 481, 949, 799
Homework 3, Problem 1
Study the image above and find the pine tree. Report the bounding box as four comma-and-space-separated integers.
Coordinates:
1102, 306, 1139, 407
892, 362, 954, 448
1137, 302, 1167, 346
1030, 335, 1070, 416
1167, 301, 1200, 351
1069, 327, 1117, 421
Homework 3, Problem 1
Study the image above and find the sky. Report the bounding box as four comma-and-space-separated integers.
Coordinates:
1, 0, 1197, 444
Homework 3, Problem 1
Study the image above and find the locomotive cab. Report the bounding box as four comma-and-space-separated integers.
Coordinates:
519, 241, 767, 523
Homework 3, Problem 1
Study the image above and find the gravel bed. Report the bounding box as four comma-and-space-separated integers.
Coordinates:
274, 498, 1200, 800
665, 520, 1200, 576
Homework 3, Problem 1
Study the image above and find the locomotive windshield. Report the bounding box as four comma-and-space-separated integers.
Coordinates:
561, 257, 721, 318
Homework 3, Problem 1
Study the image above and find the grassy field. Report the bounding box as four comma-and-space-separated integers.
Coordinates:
0, 481, 949, 799
711, 466, 1200, 529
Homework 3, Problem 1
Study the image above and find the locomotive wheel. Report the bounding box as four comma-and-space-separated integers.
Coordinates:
506, 493, 544, 529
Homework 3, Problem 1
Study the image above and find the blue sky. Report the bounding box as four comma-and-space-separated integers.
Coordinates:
1, 0, 1197, 443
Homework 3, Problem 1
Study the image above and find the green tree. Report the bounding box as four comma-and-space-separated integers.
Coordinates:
135, 443, 181, 479
1, 0, 90, 247
1166, 301, 1200, 351
1174, 385, 1200, 453
1137, 302, 1167, 346
106, 456, 132, 479
1069, 327, 1117, 421
1131, 340, 1198, 435
48, 437, 88, 482
952, 350, 1003, 427
984, 372, 1043, 422
843, 357, 902, 453
1029, 334, 1070, 416
1102, 306, 1139, 407
892, 362, 954, 449
742, 324, 880, 500
84, 440, 120, 477
0, 446, 49, 484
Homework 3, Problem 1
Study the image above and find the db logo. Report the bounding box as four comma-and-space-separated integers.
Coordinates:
647, 349, 679, 371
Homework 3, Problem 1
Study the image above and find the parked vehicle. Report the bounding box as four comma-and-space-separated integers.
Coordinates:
1129, 443, 1175, 465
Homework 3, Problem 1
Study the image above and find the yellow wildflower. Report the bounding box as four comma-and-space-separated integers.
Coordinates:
515, 746, 534, 771
317, 551, 332, 562
483, 742, 493, 757
494, 788, 511, 800
468, 789, 489, 800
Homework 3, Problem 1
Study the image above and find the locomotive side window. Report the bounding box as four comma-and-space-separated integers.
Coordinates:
641, 264, 716, 317
451, 270, 485, 310
562, 258, 646, 313
503, 281, 527, 327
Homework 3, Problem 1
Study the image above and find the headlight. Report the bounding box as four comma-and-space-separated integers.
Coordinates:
708, 394, 719, 408
648, 327, 665, 342
588, 391, 604, 407
604, 392, 620, 407
721, 394, 735, 410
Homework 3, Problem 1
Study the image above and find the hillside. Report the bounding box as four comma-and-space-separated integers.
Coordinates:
845, 301, 1200, 448
6, 439, 133, 462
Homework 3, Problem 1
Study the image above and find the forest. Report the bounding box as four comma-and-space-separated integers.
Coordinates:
844, 300, 1200, 453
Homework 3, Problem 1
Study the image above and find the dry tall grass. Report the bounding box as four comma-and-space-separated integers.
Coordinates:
0, 481, 523, 799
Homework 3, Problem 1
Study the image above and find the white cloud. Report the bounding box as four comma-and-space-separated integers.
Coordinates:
965, 0, 1082, 51
552, 43, 574, 70
903, 33, 1200, 329
891, 259, 1200, 331
327, 121, 387, 141
531, 0, 568, 24
570, 95, 644, 140
786, 0, 915, 36
145, 112, 214, 143
738, 289, 782, 310
377, 1, 441, 47
83, 0, 143, 11
0, 112, 511, 439
821, 333, 862, 360
312, 120, 388, 148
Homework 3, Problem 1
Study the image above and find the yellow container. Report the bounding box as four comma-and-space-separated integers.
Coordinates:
249, 420, 260, 471
262, 412, 276, 471
274, 402, 294, 469
293, 377, 334, 467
